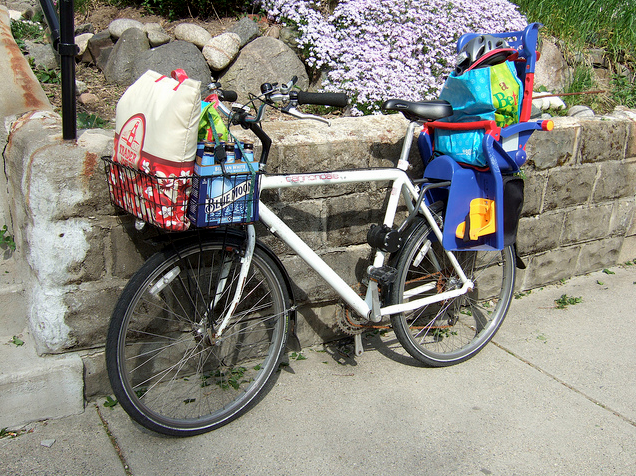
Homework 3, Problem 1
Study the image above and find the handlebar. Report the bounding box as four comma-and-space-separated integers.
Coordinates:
292, 91, 349, 108
206, 79, 349, 165
219, 89, 238, 103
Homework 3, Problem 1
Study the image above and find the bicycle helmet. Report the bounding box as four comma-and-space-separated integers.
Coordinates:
455, 34, 517, 75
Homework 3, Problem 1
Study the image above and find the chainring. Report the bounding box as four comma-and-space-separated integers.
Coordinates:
336, 304, 371, 335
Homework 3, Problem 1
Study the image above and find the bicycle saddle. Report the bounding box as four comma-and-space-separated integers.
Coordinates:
381, 99, 453, 122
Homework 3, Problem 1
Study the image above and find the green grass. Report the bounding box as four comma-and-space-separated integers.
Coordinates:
0, 225, 16, 251
512, 0, 636, 62
77, 112, 110, 129
10, 19, 44, 43
512, 0, 636, 110
555, 294, 582, 309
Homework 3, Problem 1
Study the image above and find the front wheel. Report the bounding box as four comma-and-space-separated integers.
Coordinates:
388, 218, 515, 367
106, 234, 291, 436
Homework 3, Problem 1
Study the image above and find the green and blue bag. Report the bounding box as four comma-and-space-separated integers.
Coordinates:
434, 61, 523, 167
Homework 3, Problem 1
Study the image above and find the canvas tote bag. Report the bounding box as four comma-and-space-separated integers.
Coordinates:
110, 70, 201, 230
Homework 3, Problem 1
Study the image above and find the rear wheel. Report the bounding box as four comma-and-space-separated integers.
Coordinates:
389, 218, 515, 366
106, 235, 290, 436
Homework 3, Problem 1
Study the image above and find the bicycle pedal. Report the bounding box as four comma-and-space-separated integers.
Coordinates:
367, 266, 398, 286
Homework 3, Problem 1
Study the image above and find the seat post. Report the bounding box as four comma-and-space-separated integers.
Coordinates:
398, 121, 421, 171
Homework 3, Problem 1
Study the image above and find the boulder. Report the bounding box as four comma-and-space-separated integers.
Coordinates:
221, 37, 309, 100
108, 19, 144, 39
174, 23, 212, 48
534, 38, 571, 93
104, 28, 150, 85
143, 23, 171, 47
75, 32, 93, 59
202, 33, 241, 71
567, 105, 595, 117
87, 30, 114, 71
265, 25, 280, 39
75, 80, 88, 95
230, 16, 260, 47
279, 26, 299, 50
7, 9, 21, 21
79, 93, 99, 106
75, 23, 95, 35
131, 40, 212, 90
25, 41, 58, 70
532, 92, 566, 111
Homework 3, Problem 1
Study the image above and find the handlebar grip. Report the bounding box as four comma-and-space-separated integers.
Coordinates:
296, 91, 349, 107
220, 90, 238, 102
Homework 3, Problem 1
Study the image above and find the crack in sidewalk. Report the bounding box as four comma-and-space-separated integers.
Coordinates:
94, 403, 134, 476
492, 341, 636, 429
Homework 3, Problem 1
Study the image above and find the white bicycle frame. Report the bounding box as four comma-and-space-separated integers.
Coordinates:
214, 121, 474, 349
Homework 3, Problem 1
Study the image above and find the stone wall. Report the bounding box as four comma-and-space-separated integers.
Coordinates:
3, 109, 636, 396
516, 111, 636, 289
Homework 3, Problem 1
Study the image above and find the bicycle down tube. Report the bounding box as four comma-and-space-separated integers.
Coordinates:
258, 166, 473, 322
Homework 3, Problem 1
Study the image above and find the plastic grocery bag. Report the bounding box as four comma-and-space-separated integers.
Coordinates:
434, 61, 522, 166
199, 102, 229, 142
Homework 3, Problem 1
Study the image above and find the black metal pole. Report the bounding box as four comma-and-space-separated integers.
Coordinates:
39, 0, 77, 140
58, 0, 77, 140
39, 0, 60, 49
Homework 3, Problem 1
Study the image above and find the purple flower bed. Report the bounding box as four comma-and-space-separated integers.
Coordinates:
256, 0, 526, 114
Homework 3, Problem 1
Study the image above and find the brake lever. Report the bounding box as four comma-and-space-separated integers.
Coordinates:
284, 106, 331, 126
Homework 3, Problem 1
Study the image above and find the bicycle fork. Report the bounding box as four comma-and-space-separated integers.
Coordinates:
211, 225, 257, 338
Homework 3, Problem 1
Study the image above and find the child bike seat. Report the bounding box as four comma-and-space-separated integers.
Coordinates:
381, 99, 453, 122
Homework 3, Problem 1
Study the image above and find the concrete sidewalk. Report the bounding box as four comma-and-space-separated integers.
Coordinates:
2, 266, 636, 475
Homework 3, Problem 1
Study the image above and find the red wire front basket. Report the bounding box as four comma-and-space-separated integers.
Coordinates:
103, 157, 192, 231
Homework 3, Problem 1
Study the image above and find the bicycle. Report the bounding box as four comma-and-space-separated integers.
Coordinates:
103, 23, 550, 436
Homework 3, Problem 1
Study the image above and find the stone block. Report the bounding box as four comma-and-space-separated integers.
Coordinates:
560, 204, 613, 245
516, 212, 564, 255
294, 303, 343, 348
543, 165, 597, 211
271, 199, 325, 252
65, 224, 107, 284
609, 199, 635, 237
6, 114, 115, 222
628, 119, 636, 159
326, 192, 384, 247
513, 264, 528, 293
282, 245, 369, 304
618, 235, 636, 263
521, 170, 547, 216
578, 118, 630, 164
0, 340, 84, 428
265, 114, 409, 171
63, 283, 122, 348
523, 246, 580, 289
277, 152, 367, 201
108, 216, 157, 279
593, 161, 636, 202
576, 237, 622, 274
81, 350, 112, 399
25, 217, 102, 292
525, 119, 579, 169
629, 206, 636, 237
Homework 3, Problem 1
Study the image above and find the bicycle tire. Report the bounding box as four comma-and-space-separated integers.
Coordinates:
388, 216, 515, 367
106, 234, 291, 436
